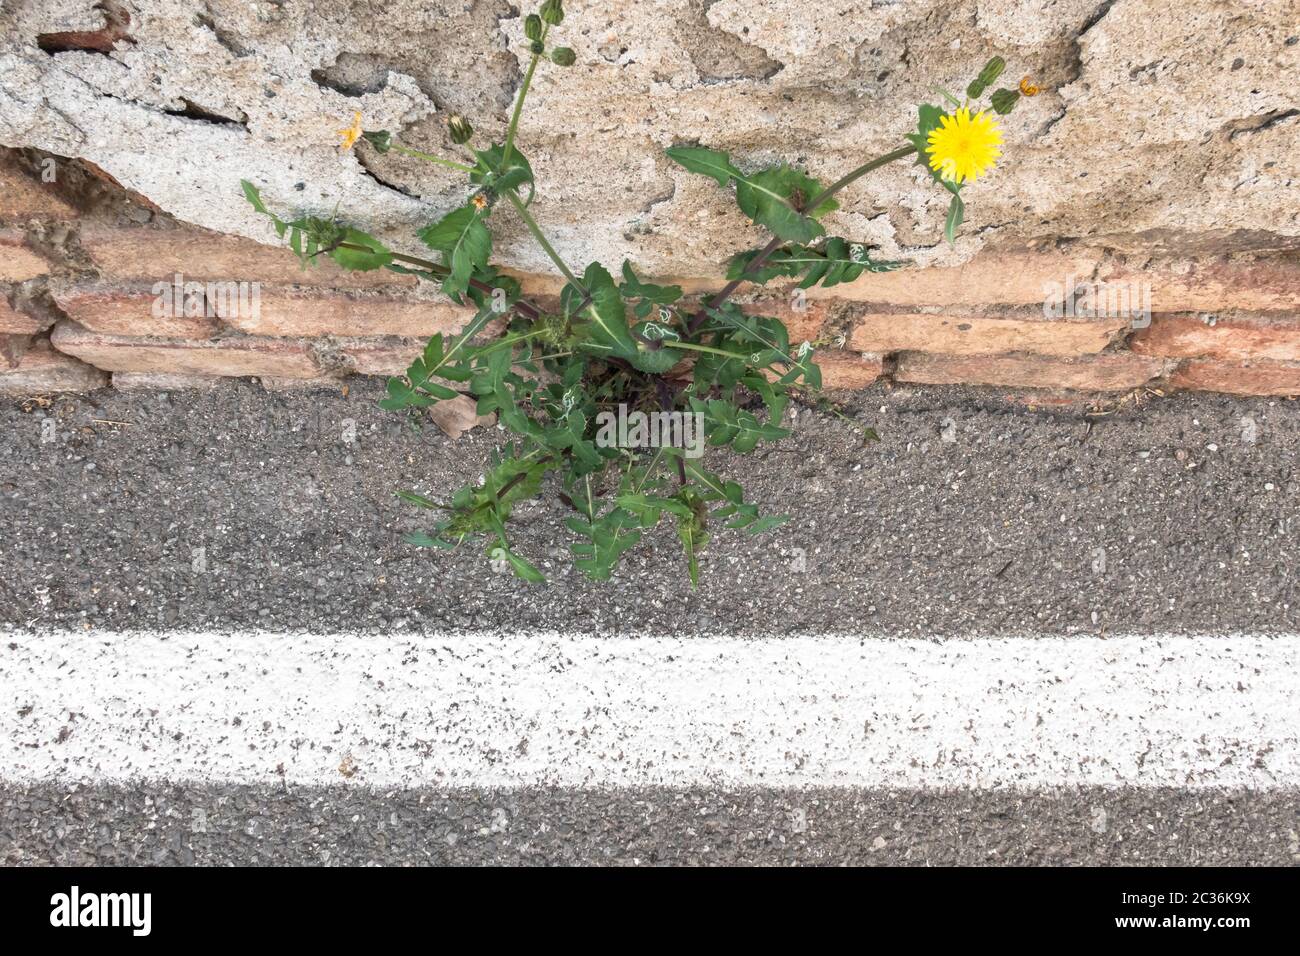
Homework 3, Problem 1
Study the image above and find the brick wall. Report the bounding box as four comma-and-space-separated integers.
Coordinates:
3, 148, 1299, 400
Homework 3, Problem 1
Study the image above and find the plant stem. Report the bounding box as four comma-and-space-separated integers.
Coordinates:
805, 143, 918, 211
334, 241, 544, 321
389, 143, 475, 173
686, 143, 918, 333
660, 340, 748, 361
504, 189, 584, 291
502, 26, 548, 168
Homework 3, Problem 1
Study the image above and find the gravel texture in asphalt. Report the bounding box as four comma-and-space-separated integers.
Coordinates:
1, 379, 1296, 636
4, 783, 1298, 867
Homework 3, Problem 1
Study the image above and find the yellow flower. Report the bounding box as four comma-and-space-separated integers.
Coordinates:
336, 110, 363, 152
925, 107, 1003, 184
1019, 76, 1041, 96
470, 193, 489, 211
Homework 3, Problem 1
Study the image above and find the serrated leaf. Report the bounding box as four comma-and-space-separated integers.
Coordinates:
619, 260, 683, 307
728, 238, 906, 288
472, 144, 535, 196
734, 165, 835, 244
418, 206, 492, 300
568, 507, 642, 581
689, 397, 790, 453
380, 305, 497, 410
564, 262, 637, 360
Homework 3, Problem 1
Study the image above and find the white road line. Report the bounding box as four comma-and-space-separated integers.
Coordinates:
3, 631, 1299, 789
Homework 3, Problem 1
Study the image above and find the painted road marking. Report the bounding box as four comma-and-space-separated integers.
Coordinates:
3, 632, 1298, 789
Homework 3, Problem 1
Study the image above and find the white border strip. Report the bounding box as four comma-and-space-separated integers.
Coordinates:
4, 631, 1299, 789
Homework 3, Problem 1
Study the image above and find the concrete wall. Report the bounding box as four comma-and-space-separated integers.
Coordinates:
1, 0, 1298, 398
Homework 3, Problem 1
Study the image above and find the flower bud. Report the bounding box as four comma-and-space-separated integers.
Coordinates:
448, 114, 474, 145
540, 0, 565, 26
978, 56, 1006, 86
550, 46, 576, 67
530, 39, 545, 54
524, 14, 542, 41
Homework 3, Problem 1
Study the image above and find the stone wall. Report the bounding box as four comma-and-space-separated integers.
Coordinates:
1, 0, 1298, 399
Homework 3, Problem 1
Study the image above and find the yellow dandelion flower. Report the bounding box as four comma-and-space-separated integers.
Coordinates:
336, 110, 363, 152
925, 107, 1003, 185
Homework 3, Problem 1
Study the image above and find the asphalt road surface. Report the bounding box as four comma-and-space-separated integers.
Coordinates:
2, 379, 1298, 865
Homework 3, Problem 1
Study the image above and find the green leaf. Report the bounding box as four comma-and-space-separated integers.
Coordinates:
728, 237, 906, 288
492, 545, 546, 583
944, 194, 965, 246
567, 507, 642, 581
471, 144, 535, 196
380, 304, 497, 410
665, 146, 739, 187
619, 260, 683, 308
396, 490, 445, 510
240, 180, 288, 237
564, 262, 637, 360
689, 396, 790, 453
704, 305, 819, 388
675, 496, 709, 588
328, 228, 393, 271
418, 206, 492, 301
734, 165, 836, 244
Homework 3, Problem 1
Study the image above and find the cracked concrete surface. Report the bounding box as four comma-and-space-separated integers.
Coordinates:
1, 0, 1296, 279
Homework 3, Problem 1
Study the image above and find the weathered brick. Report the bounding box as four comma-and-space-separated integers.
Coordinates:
1, 333, 31, 369
1129, 313, 1300, 362
0, 163, 77, 223
815, 351, 886, 389
737, 294, 831, 345
849, 311, 1128, 357
803, 249, 1103, 309
337, 338, 424, 377
1170, 359, 1300, 396
0, 340, 108, 393
895, 351, 1170, 392
218, 288, 478, 338
51, 321, 323, 379
51, 284, 219, 338
1099, 257, 1300, 313
79, 223, 419, 289
0, 233, 50, 282
0, 298, 41, 334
